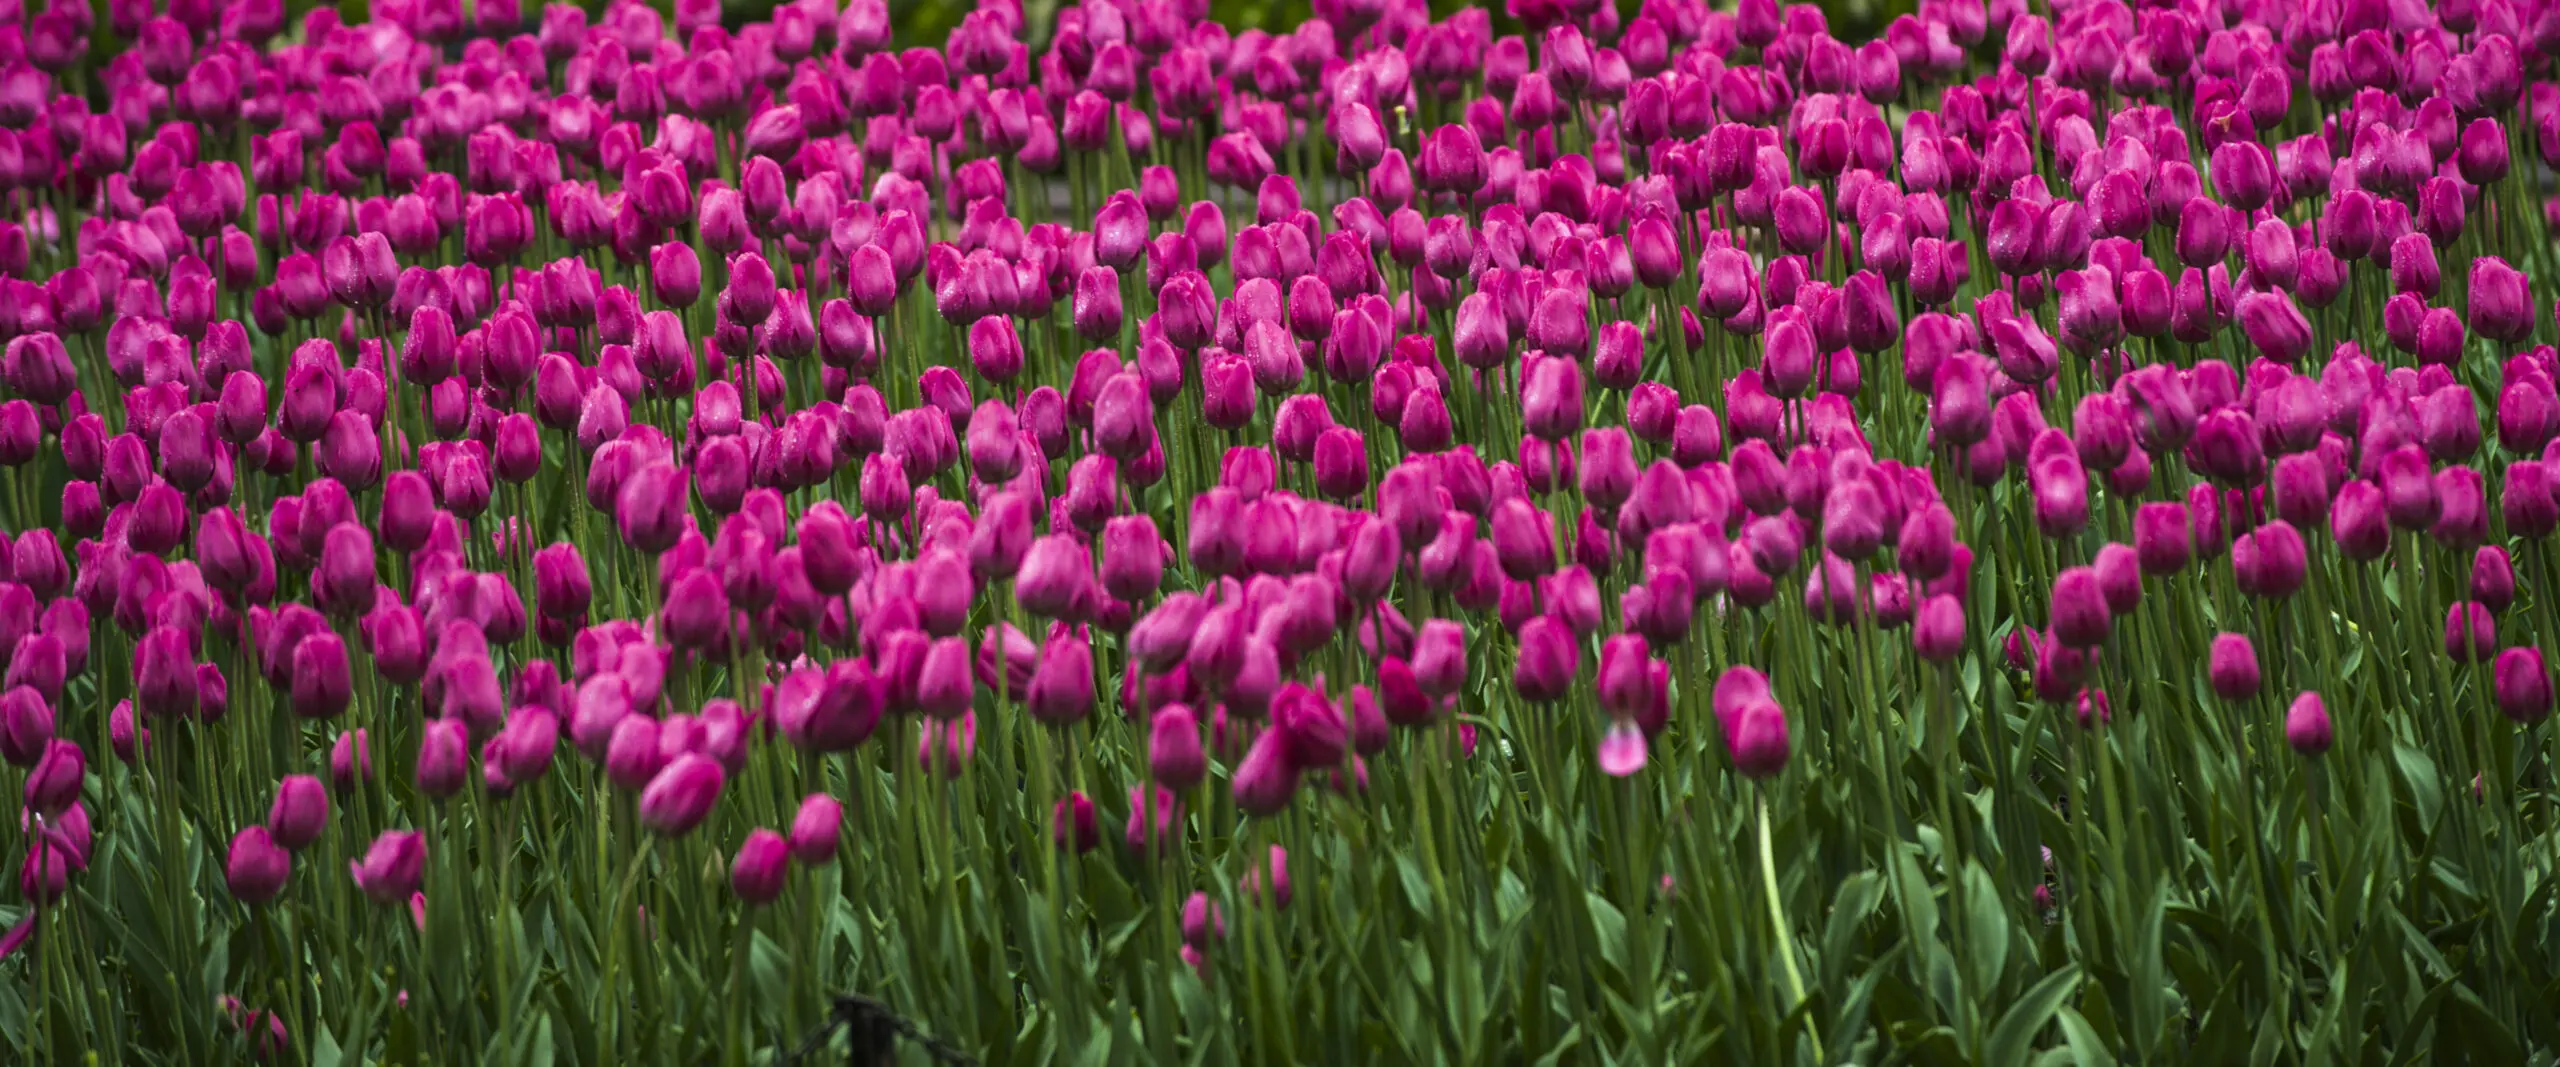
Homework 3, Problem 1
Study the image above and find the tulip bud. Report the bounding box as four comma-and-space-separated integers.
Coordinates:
349, 829, 426, 905
639, 753, 726, 836
1911, 594, 1966, 662
2285, 692, 2332, 755
331, 730, 373, 794
2494, 648, 2553, 724
728, 828, 788, 904
415, 718, 470, 799
2444, 600, 2496, 662
268, 774, 329, 852
1231, 727, 1302, 817
226, 825, 292, 904
1512, 615, 1579, 702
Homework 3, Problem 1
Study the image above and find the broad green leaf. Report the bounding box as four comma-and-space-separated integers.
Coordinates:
1961, 860, 2010, 994
1983, 964, 2082, 1067
2054, 1006, 2109, 1067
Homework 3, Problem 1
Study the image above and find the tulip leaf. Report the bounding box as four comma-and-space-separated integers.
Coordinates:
2392, 741, 2445, 840
1983, 963, 2082, 1067
1393, 852, 1436, 922
2445, 984, 2523, 1067
1531, 1023, 1585, 1067
1584, 890, 1630, 979
2054, 1006, 2109, 1067
1819, 871, 1885, 992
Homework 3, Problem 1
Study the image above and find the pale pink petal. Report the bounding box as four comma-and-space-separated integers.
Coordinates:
1598, 720, 1648, 777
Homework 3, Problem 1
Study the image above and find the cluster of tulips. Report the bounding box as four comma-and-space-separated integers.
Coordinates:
2, 0, 2559, 1061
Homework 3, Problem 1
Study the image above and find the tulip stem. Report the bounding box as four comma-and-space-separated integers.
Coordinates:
1756, 787, 1822, 1063
722, 908, 754, 1067
596, 836, 656, 1064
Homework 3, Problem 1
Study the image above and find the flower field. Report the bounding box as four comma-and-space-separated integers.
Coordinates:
3, 0, 2560, 1063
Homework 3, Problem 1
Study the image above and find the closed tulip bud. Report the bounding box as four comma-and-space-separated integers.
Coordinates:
320, 730, 372, 797
2469, 257, 2533, 343
2457, 118, 2509, 184
1512, 615, 1579, 702
415, 718, 470, 799
777, 794, 843, 867
2494, 648, 2552, 724
265, 774, 330, 853
1911, 594, 1966, 662
2444, 601, 2497, 662
313, 523, 376, 618
724, 252, 779, 328
2282, 691, 2332, 755
2232, 521, 2308, 599
226, 826, 291, 905
597, 714, 663, 792
135, 626, 200, 720
1045, 791, 1099, 854
16, 735, 81, 819
2504, 462, 2557, 538
1727, 698, 1791, 777
2328, 479, 2389, 560
727, 828, 788, 904
2196, 631, 2265, 704
1141, 702, 1208, 789
1307, 426, 1367, 501
915, 636, 974, 717
2043, 566, 2108, 648
2377, 446, 2439, 530
1231, 727, 1302, 817
1071, 265, 1125, 341
639, 753, 725, 836
2118, 500, 2188, 576
1027, 629, 1096, 725
285, 632, 352, 721
341, 829, 427, 906
1596, 634, 1652, 718
0, 687, 50, 768
1522, 356, 1584, 442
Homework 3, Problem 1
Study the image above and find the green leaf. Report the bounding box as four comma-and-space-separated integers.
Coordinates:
1530, 1023, 1585, 1067
1961, 861, 2010, 994
1890, 845, 1939, 951
528, 1014, 556, 1067
1584, 892, 1628, 978
313, 1024, 342, 1067
2055, 1007, 2109, 1067
1393, 853, 1437, 922
2445, 982, 2523, 1066
1983, 965, 2083, 1067
2393, 741, 2445, 833
1821, 873, 1884, 982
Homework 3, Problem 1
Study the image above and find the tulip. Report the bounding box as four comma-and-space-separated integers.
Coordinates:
1231, 728, 1301, 817
1912, 595, 1966, 662
2202, 633, 2262, 700
1726, 698, 1790, 778
2494, 649, 2553, 724
639, 754, 726, 836
730, 829, 789, 904
349, 830, 426, 905
269, 775, 329, 851
1512, 616, 1579, 702
2232, 521, 2308, 599
23, 739, 82, 816
785, 794, 844, 867
2470, 257, 2534, 343
226, 826, 292, 905
2444, 601, 2497, 662
2285, 693, 2333, 755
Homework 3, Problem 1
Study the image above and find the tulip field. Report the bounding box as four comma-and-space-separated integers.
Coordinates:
10, 0, 2560, 1062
